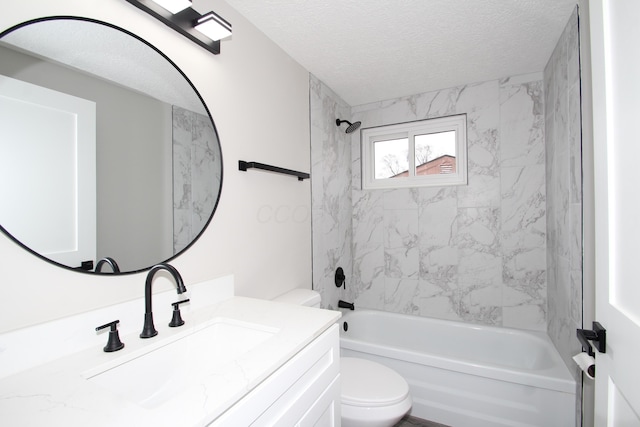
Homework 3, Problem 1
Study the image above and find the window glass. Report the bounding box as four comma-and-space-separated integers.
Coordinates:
414, 131, 456, 175
374, 137, 408, 179
361, 114, 467, 189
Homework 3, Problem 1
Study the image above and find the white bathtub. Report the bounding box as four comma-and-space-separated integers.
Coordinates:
339, 310, 575, 427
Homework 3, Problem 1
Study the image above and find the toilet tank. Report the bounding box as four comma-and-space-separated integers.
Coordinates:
273, 289, 321, 308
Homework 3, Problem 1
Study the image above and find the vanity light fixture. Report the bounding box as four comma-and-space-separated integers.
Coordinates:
194, 12, 232, 41
149, 0, 191, 14
125, 0, 231, 55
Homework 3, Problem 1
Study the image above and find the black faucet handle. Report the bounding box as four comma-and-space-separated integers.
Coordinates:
96, 320, 125, 352
335, 267, 346, 289
169, 299, 190, 327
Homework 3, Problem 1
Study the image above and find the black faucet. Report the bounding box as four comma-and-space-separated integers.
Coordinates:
140, 263, 187, 338
338, 300, 355, 310
95, 257, 120, 273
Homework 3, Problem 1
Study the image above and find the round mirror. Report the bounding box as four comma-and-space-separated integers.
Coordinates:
0, 17, 223, 274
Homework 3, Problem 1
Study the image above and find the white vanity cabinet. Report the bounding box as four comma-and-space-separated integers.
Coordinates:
210, 324, 341, 426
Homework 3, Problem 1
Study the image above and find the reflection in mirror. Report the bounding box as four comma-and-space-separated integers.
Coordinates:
0, 17, 222, 273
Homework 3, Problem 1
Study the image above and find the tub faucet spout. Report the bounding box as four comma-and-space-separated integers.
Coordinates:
140, 263, 187, 338
338, 300, 355, 310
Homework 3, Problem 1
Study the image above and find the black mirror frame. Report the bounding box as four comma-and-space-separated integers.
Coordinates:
0, 16, 223, 276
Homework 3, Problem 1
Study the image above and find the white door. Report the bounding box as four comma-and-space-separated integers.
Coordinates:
590, 0, 640, 424
0, 75, 96, 268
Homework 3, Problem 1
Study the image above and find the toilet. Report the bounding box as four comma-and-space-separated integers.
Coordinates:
273, 289, 412, 427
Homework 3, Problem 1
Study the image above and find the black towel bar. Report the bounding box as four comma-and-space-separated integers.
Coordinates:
239, 160, 310, 181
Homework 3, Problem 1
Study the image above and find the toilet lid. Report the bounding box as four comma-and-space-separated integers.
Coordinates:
341, 357, 409, 407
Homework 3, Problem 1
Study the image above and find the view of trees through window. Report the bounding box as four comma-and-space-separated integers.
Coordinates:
373, 131, 456, 179
362, 114, 466, 190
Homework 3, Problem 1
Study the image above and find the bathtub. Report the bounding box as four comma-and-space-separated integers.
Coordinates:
339, 310, 575, 427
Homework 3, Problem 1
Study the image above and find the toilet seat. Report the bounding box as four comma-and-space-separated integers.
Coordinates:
341, 357, 409, 407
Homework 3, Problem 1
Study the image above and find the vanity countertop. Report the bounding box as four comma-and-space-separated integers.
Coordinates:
0, 294, 340, 426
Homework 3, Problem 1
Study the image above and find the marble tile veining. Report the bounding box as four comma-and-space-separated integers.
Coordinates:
172, 106, 221, 254
544, 6, 583, 386
312, 69, 550, 330
310, 75, 354, 310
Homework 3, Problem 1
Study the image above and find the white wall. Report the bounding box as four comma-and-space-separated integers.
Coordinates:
0, 0, 311, 332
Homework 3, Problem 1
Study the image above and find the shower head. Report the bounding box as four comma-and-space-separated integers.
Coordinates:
336, 119, 361, 134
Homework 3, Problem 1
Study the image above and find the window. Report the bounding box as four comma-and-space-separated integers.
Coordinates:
361, 114, 467, 189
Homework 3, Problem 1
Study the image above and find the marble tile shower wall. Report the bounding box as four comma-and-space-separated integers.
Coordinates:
347, 75, 546, 331
310, 76, 354, 310
173, 106, 222, 254
544, 7, 582, 378
311, 74, 548, 331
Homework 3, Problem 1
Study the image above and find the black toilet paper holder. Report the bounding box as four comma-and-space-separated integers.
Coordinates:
577, 321, 606, 357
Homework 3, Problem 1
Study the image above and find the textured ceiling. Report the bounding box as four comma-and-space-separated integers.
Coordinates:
224, 0, 577, 106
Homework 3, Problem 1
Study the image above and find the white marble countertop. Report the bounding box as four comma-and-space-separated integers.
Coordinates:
0, 283, 340, 426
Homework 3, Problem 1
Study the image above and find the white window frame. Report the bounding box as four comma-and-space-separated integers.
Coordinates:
361, 114, 467, 190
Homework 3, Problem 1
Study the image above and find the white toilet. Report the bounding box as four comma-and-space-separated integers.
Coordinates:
273, 289, 412, 427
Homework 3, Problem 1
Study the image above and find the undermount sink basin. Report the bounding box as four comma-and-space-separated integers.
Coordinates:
83, 318, 279, 408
